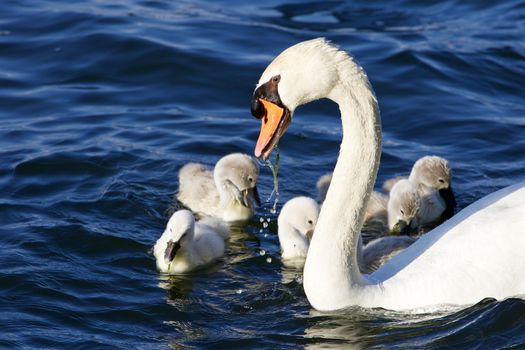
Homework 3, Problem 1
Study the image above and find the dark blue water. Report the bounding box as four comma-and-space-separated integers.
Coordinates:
1, 0, 525, 348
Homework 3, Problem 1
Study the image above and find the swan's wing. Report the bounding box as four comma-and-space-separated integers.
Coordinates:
176, 163, 220, 215
363, 236, 415, 274
371, 181, 525, 310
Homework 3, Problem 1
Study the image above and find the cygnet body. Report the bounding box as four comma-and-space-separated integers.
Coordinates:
177, 153, 260, 222
154, 210, 229, 274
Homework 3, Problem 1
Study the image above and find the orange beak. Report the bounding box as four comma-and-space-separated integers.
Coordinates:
254, 99, 291, 159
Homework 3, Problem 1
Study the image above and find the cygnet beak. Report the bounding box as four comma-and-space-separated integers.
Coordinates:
164, 240, 181, 264
391, 220, 410, 235
240, 187, 261, 208
306, 229, 314, 241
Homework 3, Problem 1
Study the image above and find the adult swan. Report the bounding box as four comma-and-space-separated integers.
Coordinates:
250, 38, 525, 312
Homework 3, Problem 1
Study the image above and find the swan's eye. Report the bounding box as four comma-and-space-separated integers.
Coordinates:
308, 220, 313, 225
272, 75, 280, 83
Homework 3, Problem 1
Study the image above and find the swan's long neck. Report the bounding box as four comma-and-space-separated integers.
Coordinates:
303, 60, 381, 310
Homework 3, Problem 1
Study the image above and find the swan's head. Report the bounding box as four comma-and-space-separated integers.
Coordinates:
164, 210, 195, 264
387, 179, 420, 235
251, 38, 347, 159
278, 196, 320, 241
214, 153, 261, 208
409, 155, 456, 213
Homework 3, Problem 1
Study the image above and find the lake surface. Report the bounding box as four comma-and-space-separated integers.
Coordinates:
1, 0, 525, 348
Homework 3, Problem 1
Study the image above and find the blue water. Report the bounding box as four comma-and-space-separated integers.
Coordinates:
1, 0, 525, 348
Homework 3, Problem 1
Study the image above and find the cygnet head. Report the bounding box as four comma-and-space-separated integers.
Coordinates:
214, 153, 261, 208
279, 197, 320, 240
388, 179, 420, 235
251, 38, 365, 159
409, 156, 452, 190
163, 210, 195, 264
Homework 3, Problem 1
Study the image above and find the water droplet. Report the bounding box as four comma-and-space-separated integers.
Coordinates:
263, 233, 268, 238
262, 222, 268, 228
259, 229, 263, 233
259, 217, 264, 222
259, 249, 266, 256
266, 218, 271, 222
236, 289, 243, 294
270, 208, 276, 214
266, 257, 272, 263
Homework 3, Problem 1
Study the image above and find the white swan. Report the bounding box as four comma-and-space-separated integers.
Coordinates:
387, 179, 420, 234
408, 155, 456, 226
250, 38, 525, 311
154, 210, 229, 273
177, 153, 261, 222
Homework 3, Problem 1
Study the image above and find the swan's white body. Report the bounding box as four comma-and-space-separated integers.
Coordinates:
177, 153, 260, 222
254, 38, 525, 311
154, 210, 229, 274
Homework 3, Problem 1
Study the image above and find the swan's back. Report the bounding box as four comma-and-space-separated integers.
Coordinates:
370, 181, 525, 310
177, 163, 219, 214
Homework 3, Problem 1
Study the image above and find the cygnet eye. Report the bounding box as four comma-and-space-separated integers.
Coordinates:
400, 209, 405, 215
272, 75, 280, 83
438, 179, 445, 183
308, 219, 313, 225
248, 177, 253, 183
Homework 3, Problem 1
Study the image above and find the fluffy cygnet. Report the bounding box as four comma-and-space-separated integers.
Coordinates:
387, 179, 421, 235
154, 210, 229, 274
408, 155, 456, 227
277, 197, 319, 261
177, 153, 261, 222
